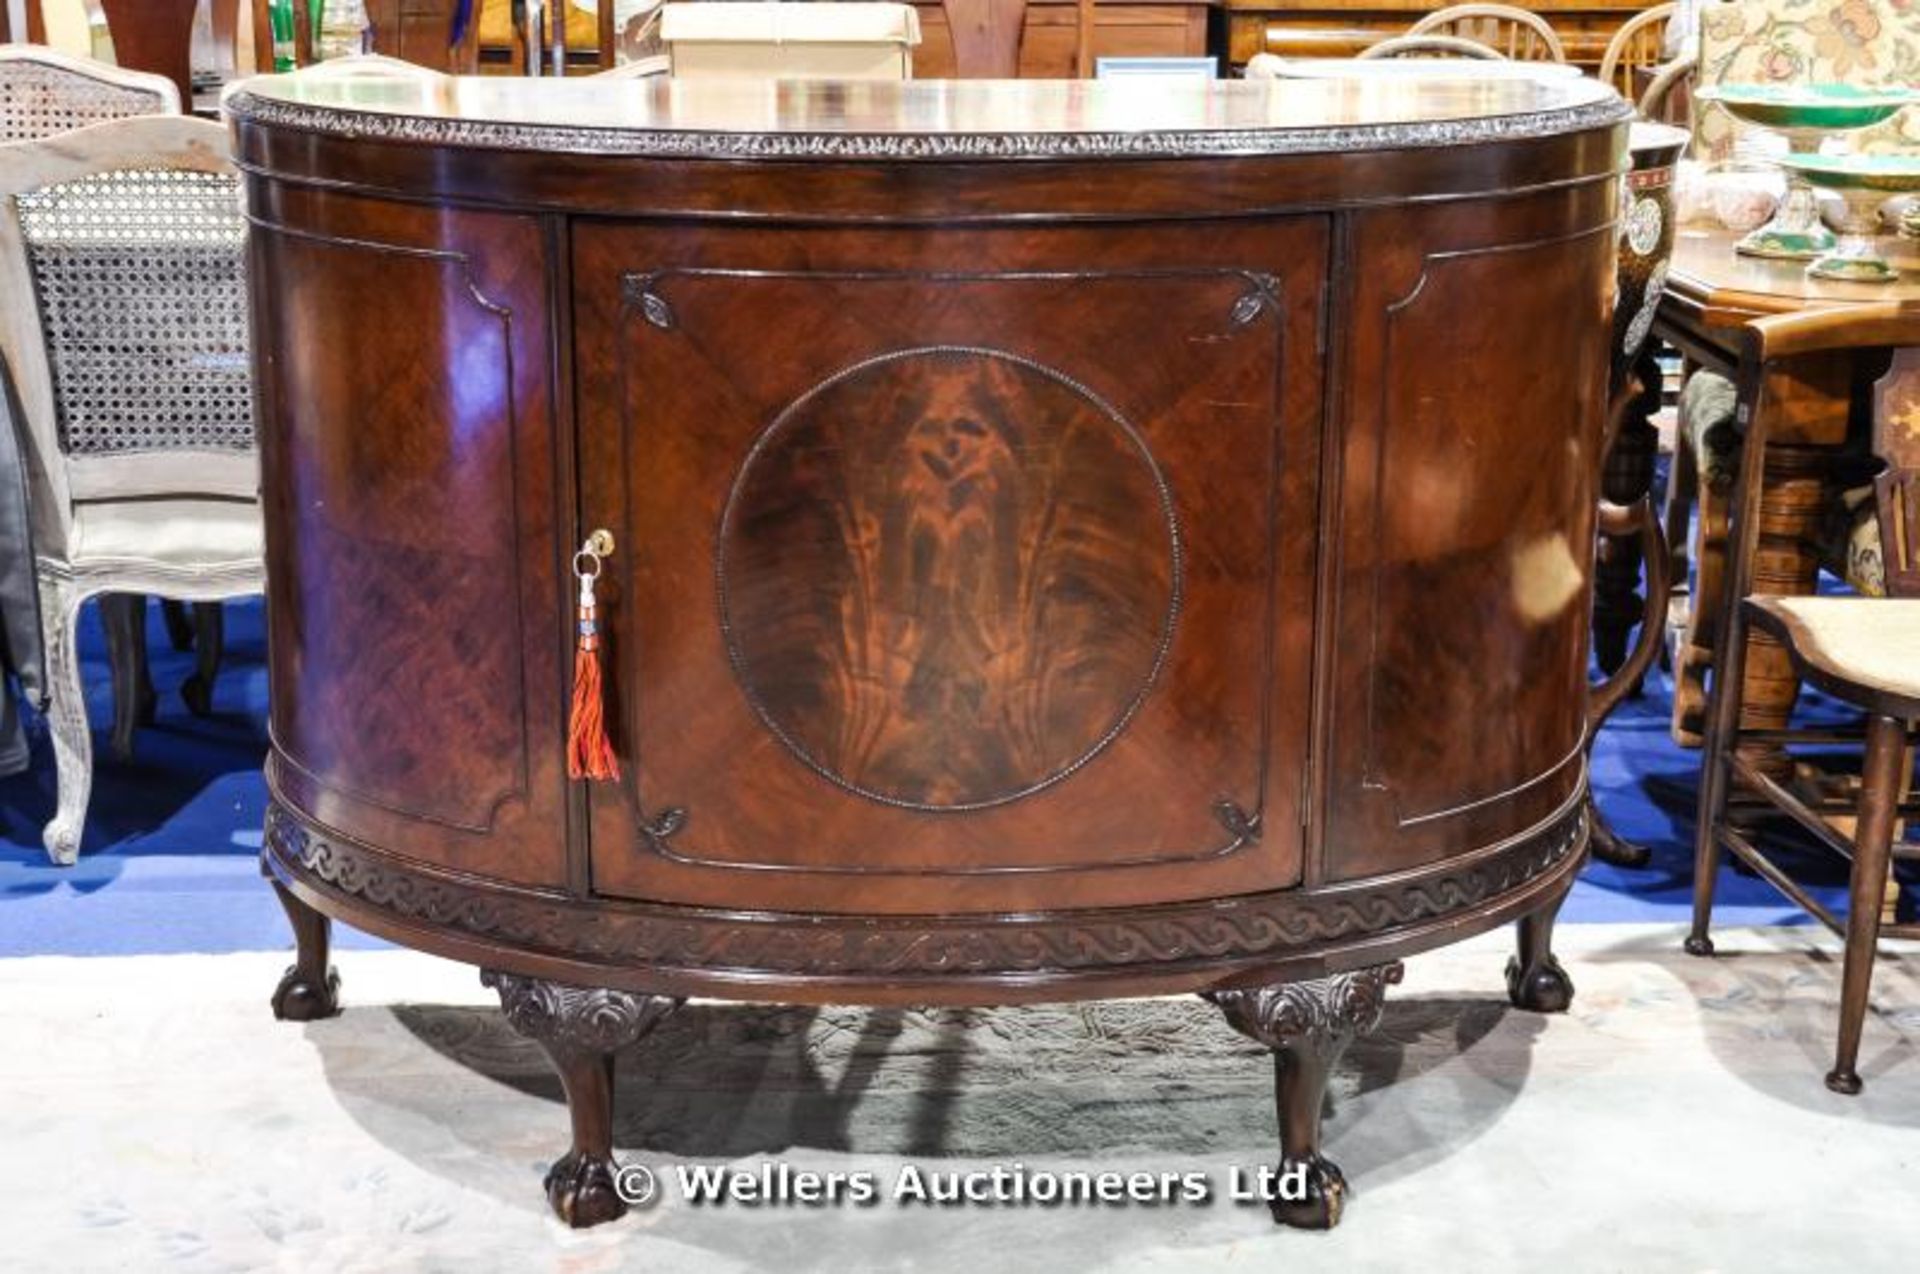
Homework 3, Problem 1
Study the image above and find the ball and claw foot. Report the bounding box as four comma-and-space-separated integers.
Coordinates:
1271, 1153, 1348, 1230
1505, 952, 1574, 1014
545, 1149, 630, 1228
1684, 933, 1715, 958
271, 962, 341, 1021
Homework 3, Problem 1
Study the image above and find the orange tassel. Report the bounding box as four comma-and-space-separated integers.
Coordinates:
567, 552, 620, 782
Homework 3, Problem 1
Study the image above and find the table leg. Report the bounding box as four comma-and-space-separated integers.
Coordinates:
1738, 445, 1828, 780
1674, 443, 1825, 759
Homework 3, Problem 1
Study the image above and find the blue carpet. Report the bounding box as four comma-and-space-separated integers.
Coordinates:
0, 596, 1864, 958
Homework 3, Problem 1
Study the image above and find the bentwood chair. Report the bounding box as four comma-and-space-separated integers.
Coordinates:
1689, 303, 1920, 1095
1406, 4, 1566, 62
1597, 3, 1675, 99
0, 115, 263, 864
1357, 34, 1505, 60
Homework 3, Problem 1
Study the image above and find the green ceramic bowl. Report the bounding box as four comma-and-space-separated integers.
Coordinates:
1776, 153, 1920, 193
1695, 82, 1918, 132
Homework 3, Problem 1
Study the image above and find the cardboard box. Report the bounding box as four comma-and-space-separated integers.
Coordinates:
661, 2, 921, 80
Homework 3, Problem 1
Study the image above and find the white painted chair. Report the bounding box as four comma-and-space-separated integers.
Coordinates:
0, 42, 179, 142
0, 115, 263, 863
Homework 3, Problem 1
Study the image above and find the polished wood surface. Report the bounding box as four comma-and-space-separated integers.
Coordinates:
240, 69, 1621, 991
240, 69, 1620, 955
238, 76, 1622, 1223
1664, 228, 1920, 337
243, 64, 1620, 1212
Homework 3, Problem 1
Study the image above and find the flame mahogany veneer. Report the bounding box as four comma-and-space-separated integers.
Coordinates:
233, 73, 1628, 1229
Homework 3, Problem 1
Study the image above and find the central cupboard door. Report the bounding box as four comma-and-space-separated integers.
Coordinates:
572, 221, 1326, 914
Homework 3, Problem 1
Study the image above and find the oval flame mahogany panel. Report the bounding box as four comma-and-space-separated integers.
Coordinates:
717, 346, 1181, 811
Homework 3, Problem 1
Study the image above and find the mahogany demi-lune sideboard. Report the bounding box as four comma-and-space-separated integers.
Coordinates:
229, 72, 1630, 1231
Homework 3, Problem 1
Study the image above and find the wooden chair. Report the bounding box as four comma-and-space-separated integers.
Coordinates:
1689, 303, 1920, 1095
1634, 54, 1693, 122
1665, 0, 1920, 749
0, 44, 212, 763
1357, 33, 1505, 60
1406, 3, 1566, 62
1597, 2, 1673, 98
0, 115, 264, 863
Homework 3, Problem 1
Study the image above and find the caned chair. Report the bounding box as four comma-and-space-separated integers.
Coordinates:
0, 115, 263, 864
0, 43, 179, 140
1597, 2, 1676, 99
1357, 34, 1506, 60
1, 43, 220, 764
1405, 3, 1566, 62
1689, 303, 1920, 1095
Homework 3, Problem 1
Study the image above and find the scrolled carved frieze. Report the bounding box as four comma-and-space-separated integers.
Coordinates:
481, 969, 682, 1054
263, 797, 1585, 982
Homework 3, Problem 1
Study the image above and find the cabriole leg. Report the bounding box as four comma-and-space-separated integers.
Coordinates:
483, 971, 682, 1228
269, 878, 341, 1020
38, 573, 92, 866
1506, 874, 1576, 1013
1208, 963, 1404, 1230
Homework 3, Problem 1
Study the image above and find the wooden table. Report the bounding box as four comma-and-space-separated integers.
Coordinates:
1653, 227, 1920, 755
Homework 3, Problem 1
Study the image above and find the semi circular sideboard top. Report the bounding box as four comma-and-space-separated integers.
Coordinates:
235, 72, 1628, 1007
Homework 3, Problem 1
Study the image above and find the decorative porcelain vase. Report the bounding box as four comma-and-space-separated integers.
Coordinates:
1776, 153, 1920, 283
1614, 122, 1690, 387
1694, 84, 1919, 261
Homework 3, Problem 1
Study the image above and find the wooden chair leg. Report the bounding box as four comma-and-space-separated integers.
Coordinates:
181, 602, 225, 717
1827, 713, 1905, 1095
1688, 576, 1757, 959
100, 593, 155, 764
160, 598, 194, 652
